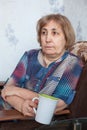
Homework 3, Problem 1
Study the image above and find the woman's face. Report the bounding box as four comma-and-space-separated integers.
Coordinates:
40, 20, 66, 57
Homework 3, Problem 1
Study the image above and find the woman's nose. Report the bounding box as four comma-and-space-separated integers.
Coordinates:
46, 34, 51, 42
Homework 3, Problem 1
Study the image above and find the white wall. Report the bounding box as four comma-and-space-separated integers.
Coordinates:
64, 0, 87, 41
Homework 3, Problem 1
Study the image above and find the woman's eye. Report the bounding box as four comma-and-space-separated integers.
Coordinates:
41, 31, 47, 35
52, 31, 58, 35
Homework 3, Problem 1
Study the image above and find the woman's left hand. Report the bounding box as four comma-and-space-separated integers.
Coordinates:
1, 86, 20, 100
54, 99, 67, 114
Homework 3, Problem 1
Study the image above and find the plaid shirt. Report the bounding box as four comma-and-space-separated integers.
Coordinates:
10, 49, 83, 105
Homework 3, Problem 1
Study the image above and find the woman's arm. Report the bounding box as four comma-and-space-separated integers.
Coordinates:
4, 95, 24, 112
54, 99, 68, 114
1, 85, 38, 100
3, 95, 37, 117
1, 78, 38, 100
1, 78, 39, 116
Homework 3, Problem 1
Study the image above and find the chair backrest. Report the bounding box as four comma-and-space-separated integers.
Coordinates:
68, 41, 87, 118
69, 41, 87, 64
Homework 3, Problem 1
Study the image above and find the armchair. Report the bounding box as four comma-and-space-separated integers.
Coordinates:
66, 41, 87, 130
68, 41, 87, 118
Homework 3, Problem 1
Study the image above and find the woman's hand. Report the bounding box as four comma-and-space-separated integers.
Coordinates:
21, 99, 38, 117
54, 99, 67, 114
1, 86, 20, 100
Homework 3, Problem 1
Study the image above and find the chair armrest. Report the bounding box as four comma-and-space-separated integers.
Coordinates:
55, 109, 70, 115
0, 109, 70, 122
0, 109, 32, 121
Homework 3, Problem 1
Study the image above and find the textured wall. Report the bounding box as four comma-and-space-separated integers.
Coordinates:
64, 0, 87, 41
48, 0, 87, 41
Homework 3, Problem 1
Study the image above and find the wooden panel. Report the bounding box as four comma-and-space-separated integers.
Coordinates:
0, 109, 70, 121
55, 109, 70, 115
0, 109, 32, 121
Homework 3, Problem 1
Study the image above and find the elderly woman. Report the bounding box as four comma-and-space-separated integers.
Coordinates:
1, 14, 83, 117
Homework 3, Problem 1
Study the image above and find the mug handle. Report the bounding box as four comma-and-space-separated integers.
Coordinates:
32, 97, 39, 114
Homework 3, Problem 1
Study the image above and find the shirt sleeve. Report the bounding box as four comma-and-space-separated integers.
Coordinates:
10, 51, 28, 86
52, 57, 83, 105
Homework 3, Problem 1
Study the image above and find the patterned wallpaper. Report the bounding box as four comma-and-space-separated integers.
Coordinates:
64, 0, 87, 41
48, 0, 64, 14
0, 0, 87, 80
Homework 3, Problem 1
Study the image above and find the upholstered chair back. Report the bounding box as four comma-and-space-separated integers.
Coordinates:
68, 41, 87, 118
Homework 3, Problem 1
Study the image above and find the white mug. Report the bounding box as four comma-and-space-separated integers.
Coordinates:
32, 94, 58, 125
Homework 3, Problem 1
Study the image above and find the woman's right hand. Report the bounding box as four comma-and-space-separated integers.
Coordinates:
21, 99, 38, 117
